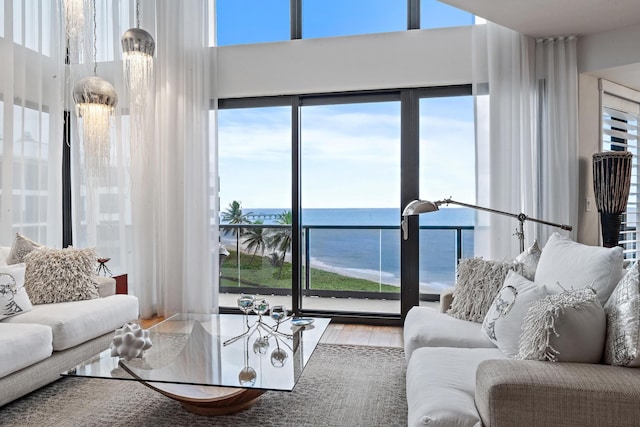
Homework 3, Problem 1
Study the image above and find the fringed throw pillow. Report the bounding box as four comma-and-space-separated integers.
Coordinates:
448, 258, 519, 323
517, 288, 605, 363
24, 247, 100, 304
604, 262, 640, 367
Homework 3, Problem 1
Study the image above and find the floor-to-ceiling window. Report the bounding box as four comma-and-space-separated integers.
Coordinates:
216, 87, 475, 320
217, 104, 293, 307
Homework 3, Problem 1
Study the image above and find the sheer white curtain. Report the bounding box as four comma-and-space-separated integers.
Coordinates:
0, 1, 64, 247
147, 0, 215, 317
70, 0, 217, 318
474, 22, 577, 260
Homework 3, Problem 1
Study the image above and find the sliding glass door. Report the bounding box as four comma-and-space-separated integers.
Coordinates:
299, 98, 401, 314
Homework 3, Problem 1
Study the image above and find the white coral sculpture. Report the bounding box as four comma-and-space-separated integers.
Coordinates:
110, 323, 153, 360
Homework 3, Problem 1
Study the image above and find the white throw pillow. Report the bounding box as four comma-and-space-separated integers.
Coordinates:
517, 288, 605, 363
482, 271, 554, 358
0, 263, 33, 320
605, 262, 640, 367
513, 239, 542, 281
535, 232, 624, 305
0, 246, 11, 266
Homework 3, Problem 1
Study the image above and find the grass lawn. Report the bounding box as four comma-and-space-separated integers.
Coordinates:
221, 250, 399, 293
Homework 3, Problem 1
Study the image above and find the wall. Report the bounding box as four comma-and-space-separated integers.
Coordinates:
576, 23, 640, 245
215, 26, 487, 98
577, 74, 600, 246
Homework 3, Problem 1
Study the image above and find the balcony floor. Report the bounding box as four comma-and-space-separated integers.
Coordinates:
219, 293, 438, 315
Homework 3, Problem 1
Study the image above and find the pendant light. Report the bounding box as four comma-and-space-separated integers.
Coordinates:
62, 0, 89, 62
72, 0, 118, 184
121, 0, 155, 112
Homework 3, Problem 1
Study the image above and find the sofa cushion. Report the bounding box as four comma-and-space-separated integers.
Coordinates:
2, 294, 139, 351
448, 258, 518, 323
482, 271, 553, 358
0, 264, 33, 320
406, 346, 506, 427
0, 323, 52, 378
535, 232, 624, 305
404, 306, 495, 362
24, 247, 100, 304
605, 262, 640, 367
517, 288, 605, 363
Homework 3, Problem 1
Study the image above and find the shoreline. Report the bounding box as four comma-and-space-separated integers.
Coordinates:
220, 237, 453, 294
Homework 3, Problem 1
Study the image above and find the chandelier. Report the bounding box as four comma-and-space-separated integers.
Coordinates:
72, 0, 118, 184
121, 0, 155, 114
62, 0, 89, 62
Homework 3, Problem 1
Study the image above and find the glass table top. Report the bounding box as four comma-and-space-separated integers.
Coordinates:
63, 313, 331, 392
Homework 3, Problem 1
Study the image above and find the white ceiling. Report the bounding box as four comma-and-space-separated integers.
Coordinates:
439, 0, 640, 90
439, 0, 640, 37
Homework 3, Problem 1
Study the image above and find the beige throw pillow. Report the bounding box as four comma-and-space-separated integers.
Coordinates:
448, 258, 519, 323
24, 247, 100, 304
6, 233, 43, 265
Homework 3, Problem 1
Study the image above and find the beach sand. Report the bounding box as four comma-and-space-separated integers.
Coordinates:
220, 237, 452, 294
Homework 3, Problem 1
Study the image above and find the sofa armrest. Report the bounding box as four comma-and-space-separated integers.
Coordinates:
475, 359, 640, 427
439, 287, 455, 313
94, 276, 116, 298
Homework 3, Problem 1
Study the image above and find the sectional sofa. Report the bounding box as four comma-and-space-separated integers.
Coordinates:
404, 233, 640, 427
0, 247, 139, 407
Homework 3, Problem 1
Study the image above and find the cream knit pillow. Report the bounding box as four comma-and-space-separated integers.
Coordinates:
448, 258, 519, 323
24, 247, 99, 304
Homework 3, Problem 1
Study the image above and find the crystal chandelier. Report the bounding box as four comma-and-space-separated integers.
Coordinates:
121, 0, 155, 114
72, 0, 118, 184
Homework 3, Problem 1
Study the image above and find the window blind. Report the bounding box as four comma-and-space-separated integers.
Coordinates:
601, 79, 640, 260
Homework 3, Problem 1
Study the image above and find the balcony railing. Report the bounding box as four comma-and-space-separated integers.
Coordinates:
219, 224, 474, 301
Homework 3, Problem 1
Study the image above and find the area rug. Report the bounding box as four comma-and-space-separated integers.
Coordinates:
0, 344, 407, 427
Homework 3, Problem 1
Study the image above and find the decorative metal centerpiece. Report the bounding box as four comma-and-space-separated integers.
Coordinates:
224, 295, 295, 370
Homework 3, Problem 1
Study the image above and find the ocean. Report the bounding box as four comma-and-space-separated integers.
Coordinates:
221, 207, 475, 293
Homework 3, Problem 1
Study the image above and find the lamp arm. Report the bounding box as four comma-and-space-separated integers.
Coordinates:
441, 199, 572, 232
438, 198, 520, 221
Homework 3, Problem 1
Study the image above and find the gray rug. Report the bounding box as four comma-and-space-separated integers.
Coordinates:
0, 344, 407, 427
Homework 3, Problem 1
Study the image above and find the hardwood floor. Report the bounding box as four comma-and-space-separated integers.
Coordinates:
139, 317, 404, 348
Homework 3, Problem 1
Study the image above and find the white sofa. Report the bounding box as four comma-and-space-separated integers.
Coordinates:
0, 250, 139, 407
404, 234, 640, 427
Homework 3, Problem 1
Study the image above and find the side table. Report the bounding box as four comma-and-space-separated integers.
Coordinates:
113, 274, 128, 294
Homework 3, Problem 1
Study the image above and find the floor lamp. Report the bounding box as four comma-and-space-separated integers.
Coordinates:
401, 198, 573, 253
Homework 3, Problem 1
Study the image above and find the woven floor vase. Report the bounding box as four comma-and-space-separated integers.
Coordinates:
593, 151, 633, 247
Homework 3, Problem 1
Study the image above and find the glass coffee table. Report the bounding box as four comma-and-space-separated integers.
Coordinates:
63, 313, 330, 415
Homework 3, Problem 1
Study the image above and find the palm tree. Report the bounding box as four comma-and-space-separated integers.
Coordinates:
267, 210, 292, 279
242, 220, 267, 266
221, 201, 253, 275
221, 200, 252, 237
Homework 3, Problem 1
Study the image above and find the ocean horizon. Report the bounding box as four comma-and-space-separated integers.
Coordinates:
221, 207, 475, 292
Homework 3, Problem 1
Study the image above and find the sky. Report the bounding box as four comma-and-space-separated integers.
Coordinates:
215, 0, 476, 210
